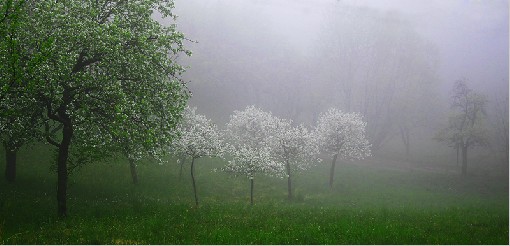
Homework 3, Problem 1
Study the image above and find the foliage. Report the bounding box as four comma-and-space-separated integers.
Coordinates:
1, 0, 190, 162
0, 0, 191, 216
0, 0, 45, 152
315, 108, 371, 160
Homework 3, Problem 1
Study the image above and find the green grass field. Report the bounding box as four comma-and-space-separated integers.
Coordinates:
0, 144, 508, 244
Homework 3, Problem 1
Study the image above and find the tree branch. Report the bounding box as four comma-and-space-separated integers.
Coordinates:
71, 51, 102, 74
45, 121, 61, 147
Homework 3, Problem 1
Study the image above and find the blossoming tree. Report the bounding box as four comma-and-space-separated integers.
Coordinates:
272, 120, 321, 199
1, 0, 190, 217
172, 106, 224, 206
315, 108, 371, 189
224, 105, 285, 205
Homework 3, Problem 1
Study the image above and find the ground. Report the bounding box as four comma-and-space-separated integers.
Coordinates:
0, 144, 508, 244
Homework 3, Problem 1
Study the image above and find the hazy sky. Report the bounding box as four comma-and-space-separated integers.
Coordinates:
341, 0, 509, 94
173, 0, 508, 101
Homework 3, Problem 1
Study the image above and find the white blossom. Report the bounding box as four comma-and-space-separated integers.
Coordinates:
272, 119, 322, 172
172, 106, 224, 159
315, 108, 371, 160
223, 105, 285, 179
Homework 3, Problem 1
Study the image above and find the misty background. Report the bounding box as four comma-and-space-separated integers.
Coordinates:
166, 0, 507, 172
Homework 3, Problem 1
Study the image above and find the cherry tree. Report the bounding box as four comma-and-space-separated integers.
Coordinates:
272, 120, 321, 199
1, 0, 190, 217
1, 91, 42, 182
172, 106, 224, 207
223, 105, 285, 205
0, 0, 54, 183
315, 108, 371, 189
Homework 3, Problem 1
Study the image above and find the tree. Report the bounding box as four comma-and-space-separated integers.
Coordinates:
0, 0, 53, 183
435, 80, 488, 176
1, 92, 42, 183
176, 153, 187, 181
271, 120, 321, 199
315, 108, 371, 189
485, 90, 509, 164
223, 105, 285, 205
4, 0, 190, 217
315, 6, 441, 152
172, 106, 224, 207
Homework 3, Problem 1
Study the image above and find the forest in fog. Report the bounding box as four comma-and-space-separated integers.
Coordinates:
174, 0, 508, 166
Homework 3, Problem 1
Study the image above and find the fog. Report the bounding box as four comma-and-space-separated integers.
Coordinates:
1, 1, 508, 243
165, 0, 508, 169
343, 0, 509, 94
174, 1, 508, 108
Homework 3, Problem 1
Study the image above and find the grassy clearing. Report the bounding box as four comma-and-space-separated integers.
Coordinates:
0, 144, 508, 244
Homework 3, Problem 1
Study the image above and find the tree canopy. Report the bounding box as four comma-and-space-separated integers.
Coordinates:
0, 0, 190, 216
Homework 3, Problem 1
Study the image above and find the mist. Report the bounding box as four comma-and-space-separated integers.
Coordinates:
170, 0, 508, 164
0, 0, 507, 244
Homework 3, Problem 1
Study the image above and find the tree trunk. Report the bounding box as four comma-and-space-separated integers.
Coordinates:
4, 143, 17, 183
129, 158, 138, 185
190, 157, 198, 207
179, 156, 186, 181
405, 137, 410, 161
399, 126, 410, 163
461, 145, 468, 176
57, 123, 73, 217
456, 143, 460, 167
250, 178, 254, 206
286, 160, 292, 200
329, 154, 338, 189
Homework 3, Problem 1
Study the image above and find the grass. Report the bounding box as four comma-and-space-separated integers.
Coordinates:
0, 144, 508, 244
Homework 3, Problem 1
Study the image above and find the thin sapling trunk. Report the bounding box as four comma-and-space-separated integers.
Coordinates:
250, 178, 254, 206
179, 155, 186, 181
329, 153, 338, 189
190, 157, 198, 207
129, 158, 138, 185
461, 145, 468, 176
286, 159, 292, 200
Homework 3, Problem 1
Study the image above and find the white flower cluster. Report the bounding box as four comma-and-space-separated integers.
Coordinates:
223, 105, 322, 179
171, 106, 224, 159
273, 121, 322, 172
173, 105, 370, 181
225, 144, 282, 179
224, 106, 286, 179
315, 108, 371, 160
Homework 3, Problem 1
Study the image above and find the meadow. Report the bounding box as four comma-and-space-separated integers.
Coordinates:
0, 144, 508, 244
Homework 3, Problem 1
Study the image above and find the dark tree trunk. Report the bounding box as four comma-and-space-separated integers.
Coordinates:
461, 145, 468, 176
4, 144, 17, 183
57, 123, 73, 217
129, 158, 138, 185
286, 160, 292, 200
329, 154, 338, 189
250, 178, 254, 205
190, 157, 198, 207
